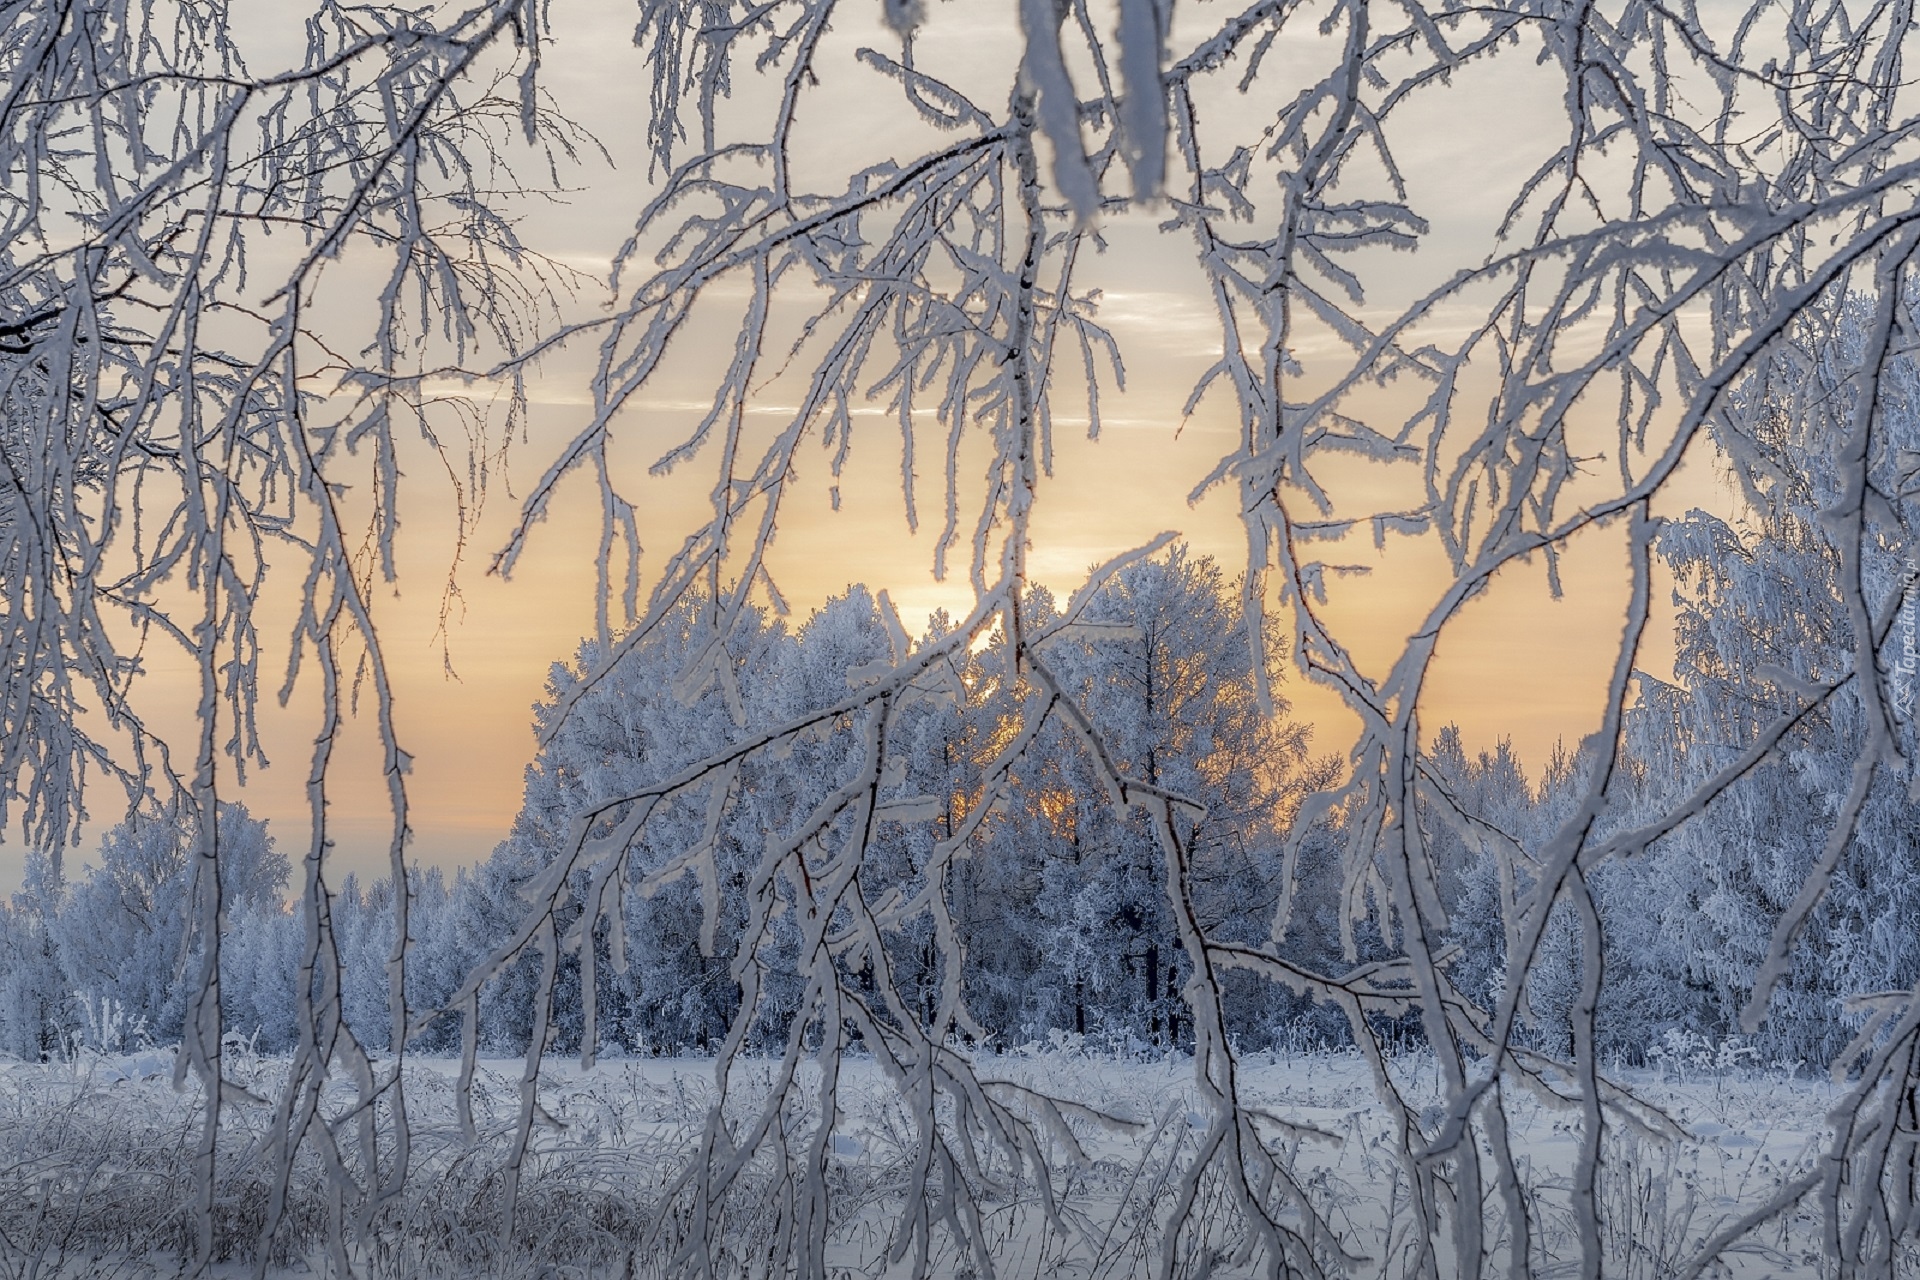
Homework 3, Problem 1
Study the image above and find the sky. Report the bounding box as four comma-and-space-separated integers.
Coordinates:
7, 0, 1742, 889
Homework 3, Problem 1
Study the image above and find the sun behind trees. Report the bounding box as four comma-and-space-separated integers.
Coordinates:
476, 544, 1339, 1057
15, 508, 1920, 1076
6, 547, 1330, 1061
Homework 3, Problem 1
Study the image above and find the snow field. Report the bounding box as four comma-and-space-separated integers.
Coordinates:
0, 1047, 1870, 1278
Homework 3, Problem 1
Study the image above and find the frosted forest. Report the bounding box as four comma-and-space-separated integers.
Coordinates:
7, 0, 1920, 1277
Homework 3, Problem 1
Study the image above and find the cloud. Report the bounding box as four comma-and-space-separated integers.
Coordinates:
1091, 289, 1226, 357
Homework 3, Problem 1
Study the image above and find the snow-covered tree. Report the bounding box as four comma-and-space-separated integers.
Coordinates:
52, 804, 285, 1046
0, 854, 71, 1060
952, 548, 1326, 1048
483, 550, 1326, 1056
480, 591, 798, 1055
1598, 295, 1920, 1069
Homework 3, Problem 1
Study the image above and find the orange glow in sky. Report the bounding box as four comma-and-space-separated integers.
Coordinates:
7, 1, 1741, 890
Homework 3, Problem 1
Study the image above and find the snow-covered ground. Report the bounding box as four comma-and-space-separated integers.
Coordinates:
0, 1046, 1857, 1277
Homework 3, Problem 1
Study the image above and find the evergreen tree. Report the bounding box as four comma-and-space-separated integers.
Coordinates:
0, 854, 71, 1059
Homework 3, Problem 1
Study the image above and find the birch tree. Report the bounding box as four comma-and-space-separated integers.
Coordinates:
0, 0, 589, 1266
487, 1, 1920, 1273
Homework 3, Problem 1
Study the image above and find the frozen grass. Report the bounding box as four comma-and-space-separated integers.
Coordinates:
0, 1046, 1894, 1278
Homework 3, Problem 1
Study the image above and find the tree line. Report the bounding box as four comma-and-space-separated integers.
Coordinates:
5, 525, 1914, 1069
